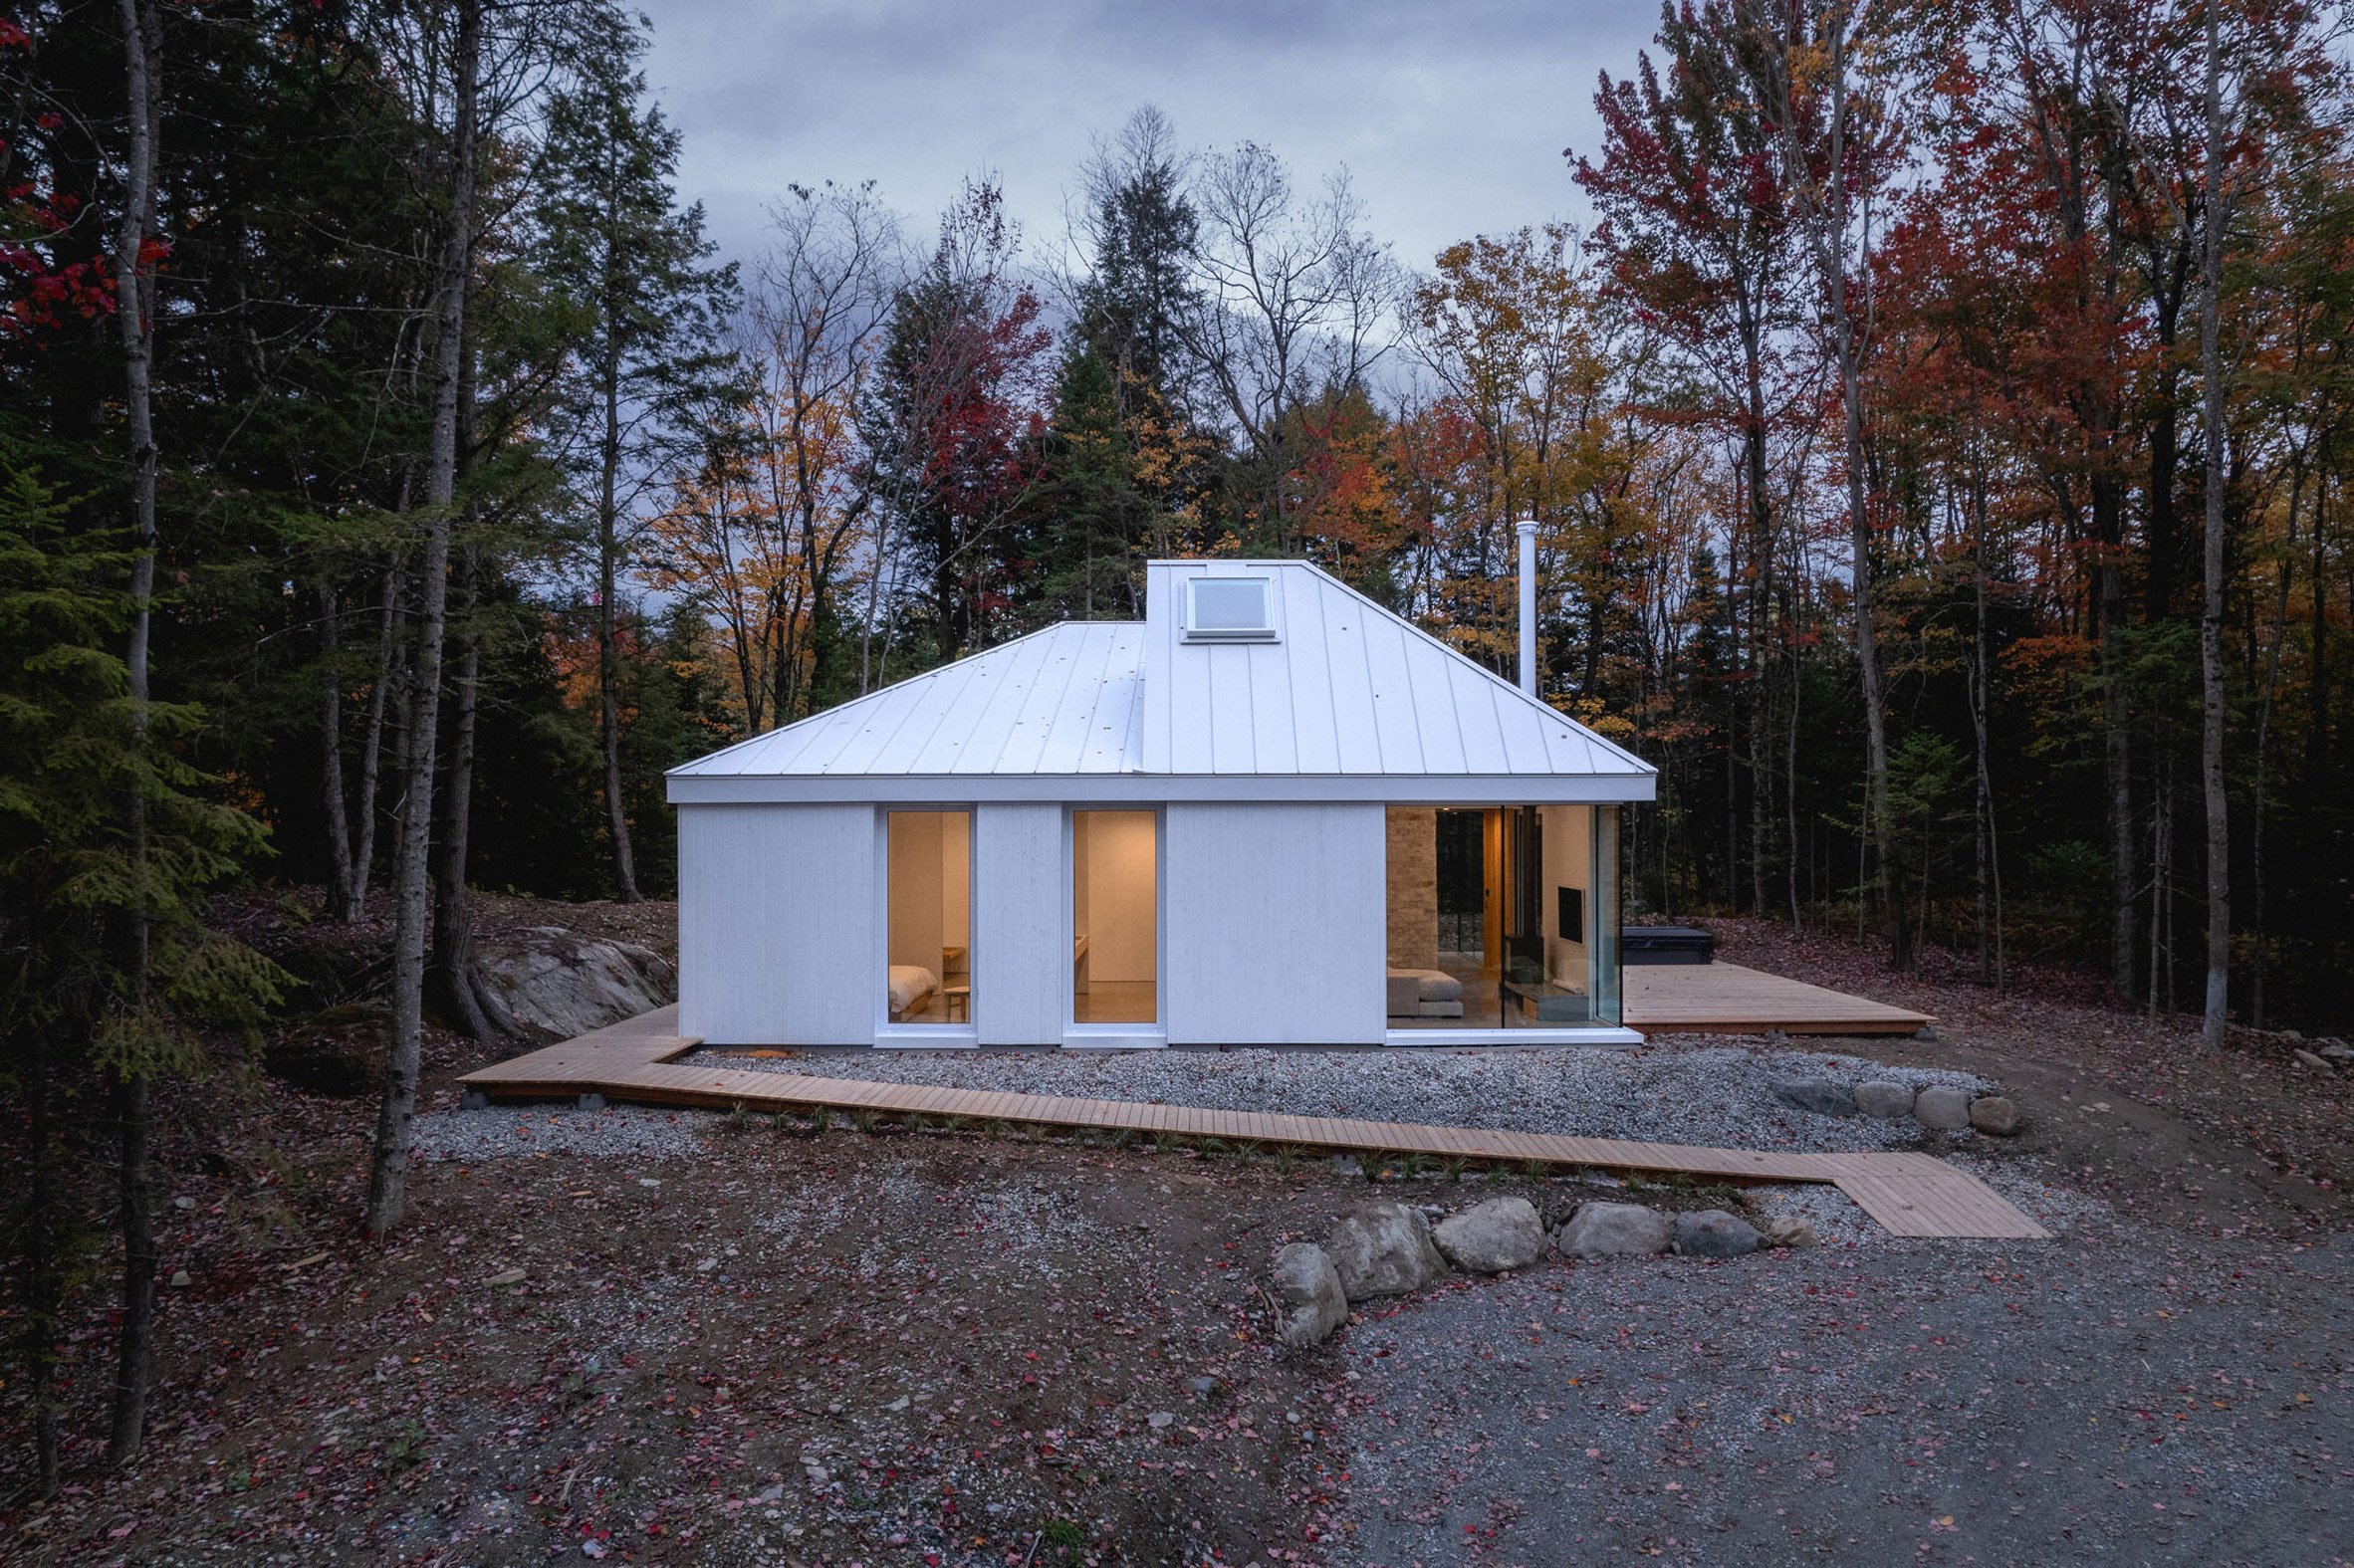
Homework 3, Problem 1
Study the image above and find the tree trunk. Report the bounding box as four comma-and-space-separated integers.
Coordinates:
594, 268, 641, 899
343, 560, 400, 920
109, 0, 161, 1468
367, 0, 478, 1238
26, 1028, 64, 1495
320, 575, 355, 915
429, 552, 514, 1040
2197, 7, 2231, 1049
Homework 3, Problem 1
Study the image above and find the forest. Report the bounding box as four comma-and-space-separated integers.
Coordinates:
4, 0, 2351, 1489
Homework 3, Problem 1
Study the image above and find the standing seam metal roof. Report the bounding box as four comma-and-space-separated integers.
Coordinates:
667, 560, 1653, 783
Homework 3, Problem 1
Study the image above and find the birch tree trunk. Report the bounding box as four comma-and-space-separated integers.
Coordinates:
366, 0, 478, 1237
2198, 6, 2231, 1048
109, 0, 161, 1466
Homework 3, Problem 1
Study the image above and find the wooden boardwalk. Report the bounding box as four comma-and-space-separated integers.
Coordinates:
459, 1008, 2045, 1241
1623, 961, 1933, 1036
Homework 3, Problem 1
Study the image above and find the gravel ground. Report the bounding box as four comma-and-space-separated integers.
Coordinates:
701, 1040, 1992, 1155
411, 1103, 712, 1163
1331, 1226, 2354, 1566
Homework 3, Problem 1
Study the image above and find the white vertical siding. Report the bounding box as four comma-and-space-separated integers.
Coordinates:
678, 802, 876, 1045
1164, 802, 1386, 1045
973, 802, 1065, 1044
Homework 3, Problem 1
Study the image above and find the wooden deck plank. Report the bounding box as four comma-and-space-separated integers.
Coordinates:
1623, 962, 1933, 1036
459, 1010, 2044, 1241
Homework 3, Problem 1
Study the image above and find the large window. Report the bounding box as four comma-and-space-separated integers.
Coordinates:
884, 809, 972, 1025
1385, 803, 1621, 1029
1072, 809, 1157, 1023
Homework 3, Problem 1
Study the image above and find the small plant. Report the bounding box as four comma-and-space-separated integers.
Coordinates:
721, 1101, 753, 1135
382, 1419, 431, 1472
906, 1112, 931, 1135
989, 1118, 1016, 1142
1272, 1143, 1297, 1175
1197, 1136, 1230, 1158
850, 1108, 880, 1136
941, 1114, 969, 1135
1041, 1516, 1085, 1552
1107, 1127, 1136, 1151
1622, 1169, 1648, 1193
1522, 1159, 1548, 1184
768, 1111, 791, 1136
1441, 1157, 1467, 1183
1396, 1151, 1426, 1180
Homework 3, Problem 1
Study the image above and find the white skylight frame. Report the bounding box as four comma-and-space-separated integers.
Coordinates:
1182, 574, 1279, 642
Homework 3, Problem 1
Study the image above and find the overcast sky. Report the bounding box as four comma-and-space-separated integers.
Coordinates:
633, 0, 1666, 283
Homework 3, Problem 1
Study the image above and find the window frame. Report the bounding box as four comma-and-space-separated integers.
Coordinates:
1182, 574, 1279, 642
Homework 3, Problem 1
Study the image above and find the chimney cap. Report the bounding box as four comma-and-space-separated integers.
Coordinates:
1515, 518, 1539, 537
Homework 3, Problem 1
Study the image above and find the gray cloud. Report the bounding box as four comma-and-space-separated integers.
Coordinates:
637, 0, 1664, 278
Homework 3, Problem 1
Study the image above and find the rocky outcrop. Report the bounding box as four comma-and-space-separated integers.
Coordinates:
475, 926, 676, 1039
1431, 1198, 1545, 1274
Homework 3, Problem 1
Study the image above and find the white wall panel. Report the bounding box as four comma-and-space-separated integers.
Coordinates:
973, 802, 1065, 1045
679, 803, 876, 1045
1165, 802, 1386, 1045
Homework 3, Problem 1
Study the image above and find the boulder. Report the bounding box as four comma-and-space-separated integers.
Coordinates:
1968, 1095, 2023, 1136
1431, 1198, 1546, 1274
1553, 1201, 1672, 1258
1674, 1209, 1764, 1258
1852, 1079, 1918, 1119
1913, 1085, 1971, 1131
1761, 1215, 1819, 1249
1268, 1243, 1348, 1348
1770, 1078, 1855, 1117
2294, 1048, 2332, 1072
476, 926, 677, 1039
1323, 1203, 1447, 1301
2318, 1040, 2353, 1064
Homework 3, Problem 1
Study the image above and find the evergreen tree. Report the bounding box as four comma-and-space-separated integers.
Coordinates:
539, 9, 739, 903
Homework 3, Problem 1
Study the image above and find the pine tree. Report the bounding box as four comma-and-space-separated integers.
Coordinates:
539, 9, 739, 903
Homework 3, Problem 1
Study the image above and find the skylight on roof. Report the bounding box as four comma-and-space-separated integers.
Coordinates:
1183, 575, 1277, 642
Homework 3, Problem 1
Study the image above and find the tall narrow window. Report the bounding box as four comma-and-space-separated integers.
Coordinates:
885, 810, 972, 1025
1071, 810, 1156, 1023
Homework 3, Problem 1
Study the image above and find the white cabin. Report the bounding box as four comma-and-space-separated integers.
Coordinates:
665, 560, 1657, 1048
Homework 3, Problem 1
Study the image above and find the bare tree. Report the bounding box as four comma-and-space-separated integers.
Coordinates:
1177, 143, 1397, 549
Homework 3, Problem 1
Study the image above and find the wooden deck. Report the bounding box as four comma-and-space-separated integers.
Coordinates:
1622, 961, 1933, 1035
458, 1008, 2043, 1240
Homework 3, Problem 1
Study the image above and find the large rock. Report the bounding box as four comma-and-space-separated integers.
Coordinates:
1268, 1243, 1348, 1348
1674, 1209, 1764, 1258
1853, 1079, 1917, 1119
1761, 1215, 1819, 1249
1323, 1203, 1447, 1301
1968, 1095, 2023, 1136
1431, 1198, 1545, 1274
1553, 1202, 1672, 1258
1771, 1078, 1855, 1117
1913, 1085, 1971, 1131
476, 926, 677, 1039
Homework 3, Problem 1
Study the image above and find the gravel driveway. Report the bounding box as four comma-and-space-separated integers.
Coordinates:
1332, 1225, 2354, 1566
701, 1039, 1991, 1155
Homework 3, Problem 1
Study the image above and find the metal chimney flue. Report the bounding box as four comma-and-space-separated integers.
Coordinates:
1516, 518, 1538, 696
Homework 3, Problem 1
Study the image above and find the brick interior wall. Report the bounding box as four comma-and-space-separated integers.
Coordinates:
1385, 806, 1437, 970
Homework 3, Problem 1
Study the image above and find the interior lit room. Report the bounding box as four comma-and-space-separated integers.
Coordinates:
884, 808, 972, 1024
1071, 808, 1157, 1024
1385, 804, 1621, 1030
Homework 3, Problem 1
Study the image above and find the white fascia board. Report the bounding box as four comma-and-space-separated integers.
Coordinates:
667, 773, 1659, 806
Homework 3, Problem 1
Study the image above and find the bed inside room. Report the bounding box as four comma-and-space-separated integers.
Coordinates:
884, 808, 972, 1024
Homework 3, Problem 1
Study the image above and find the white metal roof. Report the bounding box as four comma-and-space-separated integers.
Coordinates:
668, 560, 1656, 804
